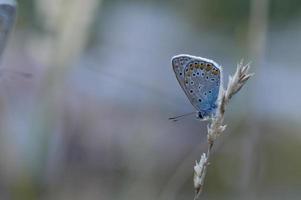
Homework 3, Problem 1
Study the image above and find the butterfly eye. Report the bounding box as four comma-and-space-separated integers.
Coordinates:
190, 81, 194, 85
211, 78, 215, 82
198, 99, 202, 102
192, 73, 196, 77
190, 90, 193, 93
206, 76, 209, 80
179, 72, 183, 76
208, 90, 212, 94
196, 72, 200, 76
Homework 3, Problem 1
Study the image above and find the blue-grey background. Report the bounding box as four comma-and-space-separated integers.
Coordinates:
0, 0, 300, 199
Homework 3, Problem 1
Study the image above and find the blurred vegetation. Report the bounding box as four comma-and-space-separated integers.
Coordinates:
0, 0, 301, 200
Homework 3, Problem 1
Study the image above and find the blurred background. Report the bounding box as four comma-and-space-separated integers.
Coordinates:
0, 0, 300, 199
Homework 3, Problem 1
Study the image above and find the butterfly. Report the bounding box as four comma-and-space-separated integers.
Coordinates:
171, 54, 222, 120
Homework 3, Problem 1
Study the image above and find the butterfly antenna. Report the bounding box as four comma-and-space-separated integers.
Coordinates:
168, 112, 195, 122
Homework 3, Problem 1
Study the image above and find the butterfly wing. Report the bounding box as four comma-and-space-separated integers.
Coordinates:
171, 55, 194, 98
172, 54, 222, 118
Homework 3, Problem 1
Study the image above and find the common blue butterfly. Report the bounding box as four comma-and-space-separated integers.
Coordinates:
171, 54, 222, 119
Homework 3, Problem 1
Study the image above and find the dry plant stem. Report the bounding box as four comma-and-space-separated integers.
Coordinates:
193, 60, 254, 200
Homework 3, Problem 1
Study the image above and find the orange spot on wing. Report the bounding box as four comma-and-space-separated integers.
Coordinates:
211, 68, 220, 75
199, 62, 204, 70
205, 63, 212, 71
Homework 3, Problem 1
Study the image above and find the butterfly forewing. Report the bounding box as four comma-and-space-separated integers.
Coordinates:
171, 55, 193, 97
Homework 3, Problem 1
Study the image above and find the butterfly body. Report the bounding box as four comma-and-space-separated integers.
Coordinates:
171, 54, 222, 119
